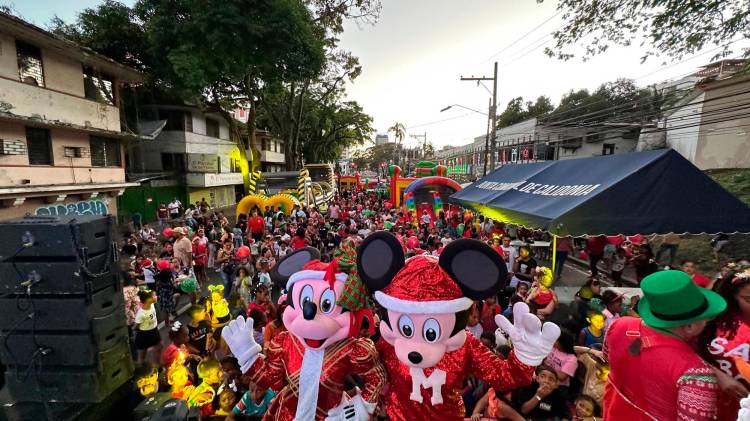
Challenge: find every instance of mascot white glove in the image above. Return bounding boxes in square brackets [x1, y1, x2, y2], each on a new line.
[325, 389, 375, 421]
[222, 316, 262, 373]
[495, 302, 561, 366]
[739, 395, 750, 421]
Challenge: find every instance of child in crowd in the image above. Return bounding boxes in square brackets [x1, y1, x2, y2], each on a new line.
[186, 304, 213, 358]
[228, 382, 277, 420]
[134, 289, 162, 364]
[214, 389, 237, 416]
[578, 311, 605, 348]
[236, 266, 253, 310]
[610, 248, 627, 287]
[248, 308, 267, 348]
[264, 302, 287, 351]
[479, 296, 502, 333]
[246, 284, 273, 321]
[573, 394, 602, 421]
[466, 303, 483, 338]
[543, 329, 578, 399]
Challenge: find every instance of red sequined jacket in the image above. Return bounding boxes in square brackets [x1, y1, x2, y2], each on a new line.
[377, 333, 534, 421]
[245, 331, 387, 421]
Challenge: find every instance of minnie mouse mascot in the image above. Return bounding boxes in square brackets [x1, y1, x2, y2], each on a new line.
[222, 243, 386, 421]
[357, 232, 560, 421]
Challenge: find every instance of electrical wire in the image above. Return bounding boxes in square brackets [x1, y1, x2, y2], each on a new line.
[480, 11, 563, 65]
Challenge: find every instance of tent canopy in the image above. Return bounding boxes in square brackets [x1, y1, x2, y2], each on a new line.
[449, 149, 750, 236]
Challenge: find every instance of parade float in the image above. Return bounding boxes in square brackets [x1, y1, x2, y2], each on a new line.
[235, 193, 301, 217]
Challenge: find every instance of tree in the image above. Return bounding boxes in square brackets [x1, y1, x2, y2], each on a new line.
[496, 95, 554, 128]
[387, 122, 406, 164]
[544, 79, 659, 124]
[539, 0, 750, 61]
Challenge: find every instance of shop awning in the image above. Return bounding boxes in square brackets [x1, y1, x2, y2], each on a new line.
[449, 149, 750, 236]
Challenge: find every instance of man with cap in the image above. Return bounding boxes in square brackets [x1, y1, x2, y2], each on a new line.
[603, 270, 727, 421]
[172, 227, 193, 269]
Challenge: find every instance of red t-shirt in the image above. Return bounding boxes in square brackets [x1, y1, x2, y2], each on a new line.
[248, 216, 264, 234]
[291, 236, 307, 250]
[707, 314, 750, 420]
[157, 207, 168, 219]
[587, 236, 608, 255]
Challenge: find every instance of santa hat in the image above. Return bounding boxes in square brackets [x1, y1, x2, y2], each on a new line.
[286, 259, 347, 291]
[374, 255, 472, 314]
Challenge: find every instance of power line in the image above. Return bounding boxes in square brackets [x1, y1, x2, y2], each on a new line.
[480, 11, 563, 65]
[406, 113, 475, 129]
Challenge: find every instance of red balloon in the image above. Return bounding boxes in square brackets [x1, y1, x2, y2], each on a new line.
[156, 259, 171, 271]
[163, 228, 174, 237]
[236, 245, 251, 258]
[384, 202, 393, 209]
[407, 236, 419, 249]
[356, 204, 363, 212]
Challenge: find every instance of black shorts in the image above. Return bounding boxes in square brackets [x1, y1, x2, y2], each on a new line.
[134, 328, 161, 350]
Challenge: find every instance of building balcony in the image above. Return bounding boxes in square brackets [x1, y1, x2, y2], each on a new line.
[0, 77, 120, 132]
[260, 150, 285, 164]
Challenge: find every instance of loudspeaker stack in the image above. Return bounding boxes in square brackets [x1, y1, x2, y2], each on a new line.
[0, 215, 132, 411]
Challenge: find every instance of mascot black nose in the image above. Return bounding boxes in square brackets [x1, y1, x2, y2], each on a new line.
[303, 300, 317, 320]
[408, 351, 423, 364]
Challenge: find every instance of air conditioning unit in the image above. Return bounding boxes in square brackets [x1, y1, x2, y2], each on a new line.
[64, 146, 84, 158]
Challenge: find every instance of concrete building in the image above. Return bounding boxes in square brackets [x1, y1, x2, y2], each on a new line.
[0, 12, 143, 220]
[375, 134, 389, 146]
[121, 105, 247, 221]
[663, 62, 750, 170]
[253, 129, 285, 173]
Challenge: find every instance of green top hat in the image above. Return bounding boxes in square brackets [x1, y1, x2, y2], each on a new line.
[638, 270, 726, 329]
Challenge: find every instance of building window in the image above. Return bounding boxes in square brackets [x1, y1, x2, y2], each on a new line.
[206, 118, 220, 138]
[83, 67, 114, 105]
[26, 127, 52, 165]
[184, 113, 193, 132]
[90, 136, 121, 167]
[159, 110, 186, 131]
[161, 153, 185, 171]
[17, 41, 44, 87]
[261, 138, 267, 151]
[602, 143, 616, 155]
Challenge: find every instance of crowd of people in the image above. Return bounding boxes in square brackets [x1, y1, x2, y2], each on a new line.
[119, 188, 750, 420]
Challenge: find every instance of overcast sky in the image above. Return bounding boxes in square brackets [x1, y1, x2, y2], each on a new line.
[7, 0, 744, 149]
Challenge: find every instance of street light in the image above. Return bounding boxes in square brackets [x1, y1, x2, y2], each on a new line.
[440, 104, 488, 116]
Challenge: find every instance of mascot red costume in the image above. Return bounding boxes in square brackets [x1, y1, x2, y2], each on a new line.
[357, 232, 560, 421]
[222, 243, 386, 421]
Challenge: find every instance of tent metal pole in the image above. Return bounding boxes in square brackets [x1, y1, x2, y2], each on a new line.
[552, 234, 557, 280]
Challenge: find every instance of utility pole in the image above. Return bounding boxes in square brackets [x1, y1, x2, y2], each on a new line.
[482, 97, 491, 176]
[461, 61, 498, 172]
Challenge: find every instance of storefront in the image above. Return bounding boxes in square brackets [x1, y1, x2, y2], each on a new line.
[185, 172, 244, 209]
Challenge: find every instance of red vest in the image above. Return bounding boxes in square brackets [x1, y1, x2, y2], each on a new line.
[603, 317, 707, 420]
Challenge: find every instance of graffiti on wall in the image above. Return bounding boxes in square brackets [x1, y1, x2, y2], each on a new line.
[35, 200, 109, 216]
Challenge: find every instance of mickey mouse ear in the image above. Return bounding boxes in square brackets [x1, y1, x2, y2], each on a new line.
[357, 231, 405, 292]
[270, 247, 321, 289]
[439, 239, 507, 300]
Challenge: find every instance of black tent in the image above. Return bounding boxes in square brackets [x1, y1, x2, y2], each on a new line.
[450, 149, 750, 236]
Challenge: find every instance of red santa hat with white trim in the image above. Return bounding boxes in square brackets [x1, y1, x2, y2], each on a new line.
[375, 255, 473, 314]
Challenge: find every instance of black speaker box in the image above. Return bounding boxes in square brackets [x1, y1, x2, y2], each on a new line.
[0, 254, 117, 296]
[149, 399, 190, 421]
[1, 327, 128, 368]
[0, 215, 113, 259]
[0, 281, 122, 332]
[133, 393, 173, 421]
[0, 348, 133, 403]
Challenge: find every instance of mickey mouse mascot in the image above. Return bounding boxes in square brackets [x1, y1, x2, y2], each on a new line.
[222, 242, 386, 421]
[357, 232, 560, 421]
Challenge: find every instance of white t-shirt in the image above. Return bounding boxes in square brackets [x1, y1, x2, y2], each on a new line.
[500, 245, 518, 272]
[184, 208, 194, 218]
[168, 201, 181, 215]
[421, 214, 431, 224]
[135, 305, 157, 331]
[611, 255, 627, 272]
[329, 205, 340, 219]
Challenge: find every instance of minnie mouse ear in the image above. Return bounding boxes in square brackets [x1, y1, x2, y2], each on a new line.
[270, 247, 321, 289]
[357, 231, 405, 292]
[439, 239, 507, 300]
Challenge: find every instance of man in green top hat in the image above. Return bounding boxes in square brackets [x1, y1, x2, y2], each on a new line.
[603, 270, 726, 421]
